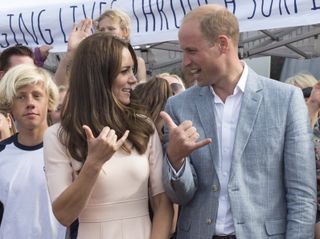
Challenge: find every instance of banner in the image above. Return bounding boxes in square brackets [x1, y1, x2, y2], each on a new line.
[1, 0, 320, 52]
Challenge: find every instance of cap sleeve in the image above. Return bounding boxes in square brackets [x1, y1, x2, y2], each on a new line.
[148, 130, 165, 196]
[43, 124, 81, 202]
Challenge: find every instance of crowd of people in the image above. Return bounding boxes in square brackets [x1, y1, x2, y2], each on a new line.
[0, 4, 319, 239]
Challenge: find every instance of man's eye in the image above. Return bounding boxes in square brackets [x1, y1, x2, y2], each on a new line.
[16, 95, 25, 100]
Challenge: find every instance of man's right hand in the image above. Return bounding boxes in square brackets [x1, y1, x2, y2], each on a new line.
[160, 111, 212, 171]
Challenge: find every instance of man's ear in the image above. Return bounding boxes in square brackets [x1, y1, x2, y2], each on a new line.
[217, 35, 229, 53]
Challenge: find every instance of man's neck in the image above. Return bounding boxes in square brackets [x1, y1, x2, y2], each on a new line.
[212, 62, 244, 102]
[17, 126, 47, 146]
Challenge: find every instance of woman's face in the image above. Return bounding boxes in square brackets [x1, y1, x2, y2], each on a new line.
[112, 47, 137, 105]
[0, 112, 13, 141]
[97, 17, 128, 40]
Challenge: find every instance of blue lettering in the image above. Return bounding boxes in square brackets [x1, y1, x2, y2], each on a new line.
[170, 0, 179, 28]
[82, 2, 96, 19]
[142, 0, 156, 32]
[132, 0, 140, 32]
[225, 0, 236, 14]
[312, 0, 320, 10]
[110, 0, 117, 8]
[37, 9, 53, 44]
[7, 14, 19, 44]
[248, 0, 257, 19]
[59, 8, 68, 43]
[99, 1, 107, 15]
[70, 5, 78, 23]
[261, 0, 273, 17]
[156, 0, 169, 30]
[0, 34, 9, 48]
[18, 12, 39, 45]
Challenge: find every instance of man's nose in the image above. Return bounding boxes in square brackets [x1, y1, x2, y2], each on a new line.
[182, 54, 191, 67]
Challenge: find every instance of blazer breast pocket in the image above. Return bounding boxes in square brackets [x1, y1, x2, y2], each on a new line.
[265, 218, 286, 236]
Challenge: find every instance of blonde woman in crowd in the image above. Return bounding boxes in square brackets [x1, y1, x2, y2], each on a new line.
[157, 73, 185, 96]
[55, 9, 147, 86]
[0, 64, 66, 239]
[94, 9, 147, 83]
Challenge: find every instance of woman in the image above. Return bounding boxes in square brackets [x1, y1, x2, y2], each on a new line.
[55, 9, 147, 87]
[132, 77, 181, 238]
[0, 64, 65, 238]
[94, 9, 147, 83]
[44, 33, 172, 239]
[132, 76, 172, 142]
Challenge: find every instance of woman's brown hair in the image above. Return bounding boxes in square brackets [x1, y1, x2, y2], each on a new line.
[132, 76, 172, 141]
[59, 33, 154, 163]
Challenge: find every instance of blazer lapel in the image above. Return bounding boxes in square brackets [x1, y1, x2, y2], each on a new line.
[229, 70, 263, 181]
[195, 86, 220, 173]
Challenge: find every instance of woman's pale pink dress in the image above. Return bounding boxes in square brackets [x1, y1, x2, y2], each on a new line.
[43, 124, 165, 239]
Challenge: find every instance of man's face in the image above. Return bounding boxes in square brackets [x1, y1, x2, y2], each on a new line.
[0, 55, 34, 79]
[178, 20, 222, 87]
[11, 83, 49, 132]
[9, 55, 34, 68]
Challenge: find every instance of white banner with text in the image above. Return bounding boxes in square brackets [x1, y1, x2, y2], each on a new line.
[1, 0, 320, 51]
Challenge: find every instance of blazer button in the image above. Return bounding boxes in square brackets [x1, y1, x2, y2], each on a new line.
[212, 184, 219, 192]
[206, 218, 212, 224]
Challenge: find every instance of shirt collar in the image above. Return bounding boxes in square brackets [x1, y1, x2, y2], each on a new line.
[210, 61, 248, 102]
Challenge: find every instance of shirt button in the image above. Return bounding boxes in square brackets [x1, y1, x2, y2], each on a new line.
[212, 184, 219, 192]
[206, 218, 212, 224]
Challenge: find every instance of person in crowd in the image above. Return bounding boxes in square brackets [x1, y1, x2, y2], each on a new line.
[286, 73, 320, 239]
[0, 111, 16, 141]
[0, 111, 16, 227]
[132, 76, 181, 239]
[50, 85, 67, 124]
[0, 45, 34, 79]
[55, 9, 147, 87]
[286, 73, 319, 126]
[0, 64, 66, 238]
[160, 4, 316, 239]
[33, 44, 53, 68]
[43, 33, 172, 239]
[157, 73, 185, 95]
[94, 9, 147, 83]
[132, 76, 173, 141]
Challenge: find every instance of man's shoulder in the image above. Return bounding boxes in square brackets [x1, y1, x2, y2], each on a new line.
[247, 69, 297, 94]
[168, 85, 202, 101]
[0, 134, 17, 152]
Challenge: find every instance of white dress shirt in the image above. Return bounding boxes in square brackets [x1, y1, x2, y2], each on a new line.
[211, 63, 248, 235]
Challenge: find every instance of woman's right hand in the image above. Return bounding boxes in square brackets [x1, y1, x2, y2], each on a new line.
[83, 125, 129, 166]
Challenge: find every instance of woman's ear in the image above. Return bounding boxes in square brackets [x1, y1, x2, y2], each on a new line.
[121, 29, 130, 41]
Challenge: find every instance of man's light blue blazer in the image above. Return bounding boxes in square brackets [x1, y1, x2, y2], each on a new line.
[162, 68, 317, 239]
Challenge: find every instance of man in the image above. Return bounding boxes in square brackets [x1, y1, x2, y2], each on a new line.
[0, 44, 35, 226]
[0, 64, 65, 238]
[160, 4, 316, 239]
[0, 45, 34, 79]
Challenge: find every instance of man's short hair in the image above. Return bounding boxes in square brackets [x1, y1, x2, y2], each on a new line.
[0, 45, 34, 72]
[0, 64, 58, 113]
